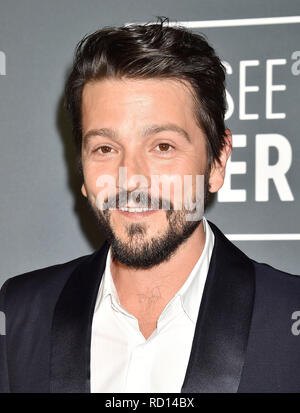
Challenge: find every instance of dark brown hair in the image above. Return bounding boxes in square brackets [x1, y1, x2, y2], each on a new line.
[65, 17, 227, 176]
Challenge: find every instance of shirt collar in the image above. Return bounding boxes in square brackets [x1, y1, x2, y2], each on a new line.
[177, 216, 215, 323]
[102, 247, 119, 302]
[97, 216, 215, 324]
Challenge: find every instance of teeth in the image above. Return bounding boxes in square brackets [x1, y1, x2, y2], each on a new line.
[119, 207, 153, 212]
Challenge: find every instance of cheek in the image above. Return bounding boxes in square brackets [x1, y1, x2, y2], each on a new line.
[82, 165, 97, 192]
[170, 157, 205, 177]
[84, 166, 123, 211]
[82, 166, 105, 207]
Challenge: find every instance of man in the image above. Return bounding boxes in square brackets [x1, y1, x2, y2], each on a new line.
[1, 18, 300, 393]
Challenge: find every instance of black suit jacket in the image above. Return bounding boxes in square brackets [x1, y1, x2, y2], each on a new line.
[1, 221, 300, 393]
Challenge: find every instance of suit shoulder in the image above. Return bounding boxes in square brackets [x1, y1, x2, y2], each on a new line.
[253, 260, 300, 281]
[1, 252, 93, 307]
[253, 260, 300, 301]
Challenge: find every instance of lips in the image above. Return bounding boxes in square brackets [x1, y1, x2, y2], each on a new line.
[114, 207, 158, 219]
[118, 207, 154, 212]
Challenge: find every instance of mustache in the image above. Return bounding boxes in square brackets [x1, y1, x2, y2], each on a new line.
[102, 190, 175, 211]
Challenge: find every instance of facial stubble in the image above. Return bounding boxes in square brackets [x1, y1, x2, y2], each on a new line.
[88, 198, 202, 269]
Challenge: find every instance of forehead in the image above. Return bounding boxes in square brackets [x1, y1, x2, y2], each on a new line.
[81, 77, 198, 130]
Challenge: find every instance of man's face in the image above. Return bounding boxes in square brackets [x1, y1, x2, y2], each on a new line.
[81, 78, 225, 268]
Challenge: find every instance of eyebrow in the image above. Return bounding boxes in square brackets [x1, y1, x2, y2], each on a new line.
[82, 123, 192, 148]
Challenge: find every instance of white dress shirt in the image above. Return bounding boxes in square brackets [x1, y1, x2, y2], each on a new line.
[90, 216, 215, 393]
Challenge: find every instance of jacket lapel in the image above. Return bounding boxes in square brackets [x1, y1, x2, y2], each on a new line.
[50, 241, 110, 393]
[181, 220, 255, 393]
[50, 220, 255, 393]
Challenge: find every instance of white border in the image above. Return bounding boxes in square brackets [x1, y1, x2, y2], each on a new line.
[167, 16, 300, 28]
[127, 16, 300, 240]
[127, 16, 300, 29]
[226, 233, 300, 241]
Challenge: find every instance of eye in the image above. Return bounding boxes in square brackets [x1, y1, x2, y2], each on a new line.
[96, 145, 114, 154]
[156, 143, 174, 153]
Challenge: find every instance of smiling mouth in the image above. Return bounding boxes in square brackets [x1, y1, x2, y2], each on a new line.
[116, 207, 155, 212]
[110, 207, 159, 218]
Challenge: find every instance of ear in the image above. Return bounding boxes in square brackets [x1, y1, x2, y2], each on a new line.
[208, 129, 232, 193]
[81, 183, 87, 198]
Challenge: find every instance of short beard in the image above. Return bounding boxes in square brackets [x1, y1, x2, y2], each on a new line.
[88, 200, 201, 269]
[86, 169, 209, 269]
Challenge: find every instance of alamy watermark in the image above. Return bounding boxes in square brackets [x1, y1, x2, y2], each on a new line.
[0, 51, 6, 76]
[0, 311, 5, 336]
[291, 311, 300, 336]
[94, 167, 205, 221]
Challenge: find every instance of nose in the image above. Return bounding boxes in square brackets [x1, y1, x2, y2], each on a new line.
[116, 151, 150, 193]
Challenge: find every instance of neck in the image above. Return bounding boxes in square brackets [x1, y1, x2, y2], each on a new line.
[110, 220, 206, 320]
